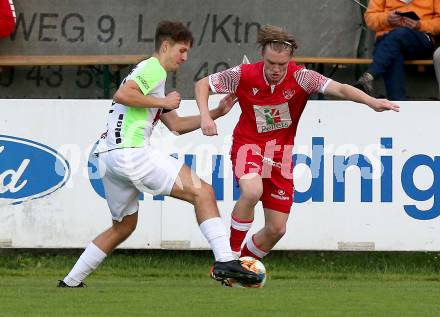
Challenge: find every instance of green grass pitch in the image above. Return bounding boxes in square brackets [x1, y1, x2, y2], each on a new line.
[1, 250, 440, 316]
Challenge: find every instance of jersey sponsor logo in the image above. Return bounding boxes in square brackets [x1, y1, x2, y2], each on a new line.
[0, 135, 70, 206]
[115, 113, 123, 144]
[253, 103, 292, 133]
[283, 89, 295, 100]
[136, 76, 150, 91]
[271, 191, 290, 201]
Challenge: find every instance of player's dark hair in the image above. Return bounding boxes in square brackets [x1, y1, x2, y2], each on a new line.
[257, 25, 298, 56]
[155, 21, 194, 52]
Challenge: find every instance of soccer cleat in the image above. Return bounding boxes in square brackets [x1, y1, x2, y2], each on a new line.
[57, 280, 86, 288]
[211, 260, 262, 285]
[354, 72, 374, 96]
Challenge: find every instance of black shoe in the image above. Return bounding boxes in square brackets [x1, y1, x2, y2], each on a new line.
[211, 260, 262, 285]
[57, 280, 86, 288]
[354, 72, 374, 96]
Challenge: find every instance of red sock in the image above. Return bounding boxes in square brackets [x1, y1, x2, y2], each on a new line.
[229, 214, 253, 253]
[240, 235, 268, 260]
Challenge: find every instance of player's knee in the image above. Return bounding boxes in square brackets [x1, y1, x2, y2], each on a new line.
[113, 217, 137, 238]
[266, 223, 287, 241]
[240, 184, 263, 204]
[188, 181, 215, 204]
[199, 181, 216, 200]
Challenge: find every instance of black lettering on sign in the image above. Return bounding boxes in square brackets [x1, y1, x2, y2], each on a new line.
[245, 22, 260, 43]
[194, 62, 209, 82]
[45, 66, 63, 87]
[39, 13, 58, 42]
[210, 15, 261, 44]
[214, 62, 230, 73]
[0, 68, 15, 87]
[233, 16, 242, 43]
[76, 66, 94, 89]
[212, 14, 232, 43]
[10, 13, 37, 41]
[137, 15, 153, 43]
[193, 61, 231, 82]
[62, 13, 85, 43]
[26, 67, 44, 87]
[97, 15, 115, 43]
[25, 66, 63, 87]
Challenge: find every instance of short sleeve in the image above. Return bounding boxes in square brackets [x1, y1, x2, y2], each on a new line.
[208, 65, 242, 93]
[131, 59, 166, 95]
[293, 69, 331, 94]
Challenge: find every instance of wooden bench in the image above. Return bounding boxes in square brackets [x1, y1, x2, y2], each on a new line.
[0, 55, 148, 98]
[294, 57, 433, 66]
[0, 55, 433, 98]
[0, 55, 433, 67]
[293, 57, 433, 81]
[0, 55, 146, 66]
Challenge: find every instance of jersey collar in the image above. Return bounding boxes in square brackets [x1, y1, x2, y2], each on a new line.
[262, 64, 288, 94]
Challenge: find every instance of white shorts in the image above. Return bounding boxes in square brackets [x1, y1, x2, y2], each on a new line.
[99, 146, 183, 222]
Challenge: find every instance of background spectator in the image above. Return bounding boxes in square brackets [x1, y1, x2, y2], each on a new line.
[356, 0, 440, 100]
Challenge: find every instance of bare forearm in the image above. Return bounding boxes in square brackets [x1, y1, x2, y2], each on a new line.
[324, 80, 399, 112]
[114, 89, 166, 109]
[195, 78, 212, 118]
[173, 107, 223, 134]
[329, 83, 376, 106]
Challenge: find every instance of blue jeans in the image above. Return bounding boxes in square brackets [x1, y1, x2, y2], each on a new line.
[368, 27, 434, 100]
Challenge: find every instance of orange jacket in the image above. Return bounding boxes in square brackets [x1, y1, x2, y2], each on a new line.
[365, 0, 440, 37]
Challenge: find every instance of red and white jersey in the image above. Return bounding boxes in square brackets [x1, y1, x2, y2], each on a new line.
[209, 61, 330, 157]
[0, 0, 16, 38]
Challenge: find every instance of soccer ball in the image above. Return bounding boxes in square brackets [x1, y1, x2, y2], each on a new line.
[223, 256, 267, 288]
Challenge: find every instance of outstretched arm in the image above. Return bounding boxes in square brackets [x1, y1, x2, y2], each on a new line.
[324, 80, 400, 112]
[160, 94, 238, 135]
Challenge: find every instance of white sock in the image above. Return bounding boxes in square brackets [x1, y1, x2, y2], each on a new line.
[231, 215, 253, 231]
[199, 217, 235, 262]
[245, 236, 269, 259]
[63, 242, 107, 286]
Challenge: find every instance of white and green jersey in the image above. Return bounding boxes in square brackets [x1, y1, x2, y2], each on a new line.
[104, 57, 167, 150]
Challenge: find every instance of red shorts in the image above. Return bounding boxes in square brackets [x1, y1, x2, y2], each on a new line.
[230, 144, 294, 213]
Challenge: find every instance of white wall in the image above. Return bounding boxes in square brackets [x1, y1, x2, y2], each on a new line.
[1, 98, 439, 250]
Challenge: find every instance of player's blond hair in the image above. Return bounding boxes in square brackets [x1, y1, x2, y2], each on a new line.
[257, 25, 298, 56]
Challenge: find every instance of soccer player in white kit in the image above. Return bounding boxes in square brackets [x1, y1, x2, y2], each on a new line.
[58, 21, 261, 287]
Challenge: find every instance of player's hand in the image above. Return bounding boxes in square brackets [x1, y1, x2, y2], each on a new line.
[164, 91, 181, 110]
[388, 11, 404, 27]
[201, 116, 218, 136]
[217, 93, 238, 116]
[402, 17, 420, 29]
[369, 99, 400, 112]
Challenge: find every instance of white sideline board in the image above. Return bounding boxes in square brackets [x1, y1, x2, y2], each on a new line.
[0, 98, 439, 250]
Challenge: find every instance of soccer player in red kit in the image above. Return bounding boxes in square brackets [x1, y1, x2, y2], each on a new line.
[195, 25, 399, 261]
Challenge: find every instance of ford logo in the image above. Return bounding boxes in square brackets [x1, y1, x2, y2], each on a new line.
[0, 135, 70, 205]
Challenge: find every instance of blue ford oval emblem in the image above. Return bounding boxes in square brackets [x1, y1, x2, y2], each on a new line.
[0, 135, 70, 205]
